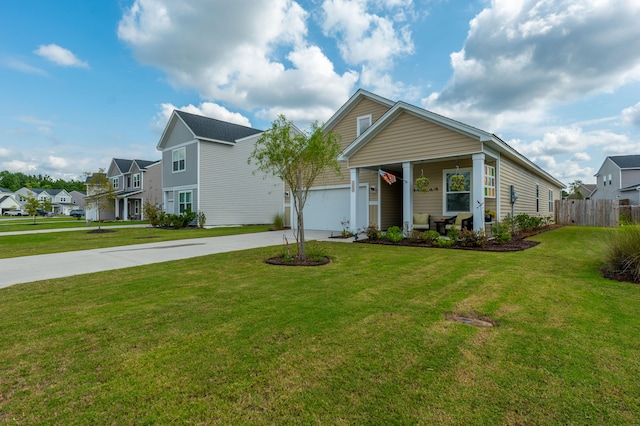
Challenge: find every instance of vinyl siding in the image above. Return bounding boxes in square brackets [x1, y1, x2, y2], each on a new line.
[143, 162, 162, 206]
[349, 112, 482, 167]
[162, 141, 198, 189]
[199, 135, 282, 225]
[621, 169, 640, 188]
[499, 156, 561, 219]
[163, 119, 195, 149]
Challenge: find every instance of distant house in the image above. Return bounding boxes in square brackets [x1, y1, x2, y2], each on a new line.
[156, 110, 282, 226]
[14, 187, 74, 214]
[69, 190, 86, 210]
[89, 158, 161, 221]
[592, 155, 640, 205]
[567, 183, 596, 200]
[0, 187, 21, 215]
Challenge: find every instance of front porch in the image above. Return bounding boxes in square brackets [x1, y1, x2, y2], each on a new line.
[348, 153, 500, 234]
[114, 192, 143, 221]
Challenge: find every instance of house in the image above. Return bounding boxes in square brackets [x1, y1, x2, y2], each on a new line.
[294, 89, 564, 232]
[14, 187, 74, 214]
[592, 155, 640, 205]
[567, 183, 596, 200]
[156, 110, 282, 226]
[0, 187, 21, 214]
[69, 190, 86, 210]
[97, 158, 162, 221]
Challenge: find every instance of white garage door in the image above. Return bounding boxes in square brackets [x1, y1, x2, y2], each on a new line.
[302, 186, 368, 231]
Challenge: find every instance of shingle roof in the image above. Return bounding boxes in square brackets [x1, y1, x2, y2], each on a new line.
[113, 158, 160, 173]
[175, 110, 262, 143]
[608, 155, 640, 169]
[0, 187, 11, 193]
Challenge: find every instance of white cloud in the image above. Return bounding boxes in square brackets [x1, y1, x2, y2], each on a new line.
[153, 102, 253, 132]
[118, 0, 357, 122]
[4, 58, 47, 75]
[425, 0, 640, 131]
[1, 160, 38, 173]
[45, 156, 69, 170]
[622, 102, 640, 127]
[34, 44, 89, 68]
[0, 147, 11, 157]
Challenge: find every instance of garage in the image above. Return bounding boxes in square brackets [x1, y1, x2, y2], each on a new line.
[300, 185, 368, 231]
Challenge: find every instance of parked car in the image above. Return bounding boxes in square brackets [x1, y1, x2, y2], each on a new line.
[70, 209, 85, 218]
[4, 209, 28, 216]
[36, 208, 53, 217]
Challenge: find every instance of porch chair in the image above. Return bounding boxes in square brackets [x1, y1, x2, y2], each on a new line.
[445, 213, 473, 231]
[412, 213, 430, 230]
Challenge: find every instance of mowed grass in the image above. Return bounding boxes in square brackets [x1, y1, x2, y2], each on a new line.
[0, 225, 270, 258]
[0, 216, 139, 232]
[1, 226, 639, 424]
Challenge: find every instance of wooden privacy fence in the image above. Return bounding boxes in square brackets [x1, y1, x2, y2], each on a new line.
[555, 199, 619, 227]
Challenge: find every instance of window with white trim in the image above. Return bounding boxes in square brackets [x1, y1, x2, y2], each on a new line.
[173, 147, 186, 172]
[178, 191, 192, 213]
[356, 114, 372, 136]
[549, 189, 554, 212]
[444, 169, 471, 214]
[133, 173, 141, 188]
[603, 175, 606, 186]
[608, 174, 612, 185]
[112, 178, 119, 189]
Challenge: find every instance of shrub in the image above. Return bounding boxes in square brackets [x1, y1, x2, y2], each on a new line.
[433, 237, 453, 248]
[272, 212, 285, 230]
[458, 229, 488, 248]
[511, 213, 544, 233]
[407, 229, 424, 243]
[306, 242, 328, 262]
[604, 226, 640, 282]
[144, 201, 161, 227]
[385, 226, 404, 243]
[492, 220, 512, 244]
[424, 230, 441, 243]
[197, 211, 206, 229]
[365, 224, 382, 240]
[447, 225, 460, 241]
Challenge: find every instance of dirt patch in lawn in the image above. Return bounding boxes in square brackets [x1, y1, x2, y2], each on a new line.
[446, 312, 498, 327]
[265, 256, 331, 267]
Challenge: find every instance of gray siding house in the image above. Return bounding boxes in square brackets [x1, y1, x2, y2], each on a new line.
[592, 155, 640, 205]
[157, 110, 283, 226]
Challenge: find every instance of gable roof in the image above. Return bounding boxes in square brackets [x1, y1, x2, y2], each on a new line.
[112, 158, 160, 174]
[336, 91, 564, 188]
[324, 89, 395, 132]
[0, 187, 11, 193]
[174, 110, 262, 144]
[608, 155, 640, 169]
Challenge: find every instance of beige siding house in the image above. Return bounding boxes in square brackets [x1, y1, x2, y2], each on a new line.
[303, 89, 564, 233]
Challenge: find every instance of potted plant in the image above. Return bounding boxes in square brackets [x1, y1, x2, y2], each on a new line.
[450, 174, 465, 191]
[415, 176, 430, 192]
[485, 209, 496, 222]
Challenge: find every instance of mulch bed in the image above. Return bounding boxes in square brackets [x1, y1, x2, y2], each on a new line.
[355, 225, 562, 252]
[265, 256, 331, 266]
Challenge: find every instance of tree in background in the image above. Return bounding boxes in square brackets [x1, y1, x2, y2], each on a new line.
[84, 170, 116, 230]
[249, 115, 341, 260]
[0, 170, 85, 192]
[569, 180, 584, 200]
[23, 188, 41, 224]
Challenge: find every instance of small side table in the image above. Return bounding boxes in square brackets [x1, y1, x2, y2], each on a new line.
[434, 220, 447, 235]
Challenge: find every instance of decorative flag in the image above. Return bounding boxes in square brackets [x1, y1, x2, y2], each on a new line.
[379, 169, 397, 185]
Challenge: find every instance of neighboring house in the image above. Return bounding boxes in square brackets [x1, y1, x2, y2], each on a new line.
[100, 158, 162, 221]
[592, 155, 640, 205]
[69, 190, 86, 210]
[156, 110, 282, 226]
[0, 187, 21, 214]
[296, 89, 564, 232]
[567, 183, 596, 200]
[14, 187, 74, 214]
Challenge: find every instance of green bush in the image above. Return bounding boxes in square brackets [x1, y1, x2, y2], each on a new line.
[433, 237, 453, 248]
[272, 212, 285, 230]
[406, 229, 425, 243]
[511, 213, 544, 233]
[306, 242, 328, 262]
[604, 226, 640, 282]
[492, 220, 512, 244]
[365, 224, 382, 240]
[425, 230, 441, 243]
[144, 201, 161, 227]
[447, 225, 459, 241]
[197, 211, 206, 229]
[385, 226, 404, 243]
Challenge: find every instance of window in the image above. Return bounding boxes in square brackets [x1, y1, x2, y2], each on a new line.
[356, 114, 372, 136]
[133, 173, 141, 188]
[603, 175, 606, 186]
[178, 191, 192, 213]
[444, 169, 471, 213]
[536, 184, 540, 213]
[484, 165, 495, 198]
[549, 189, 554, 212]
[127, 176, 131, 188]
[608, 174, 612, 185]
[112, 177, 119, 189]
[173, 147, 186, 172]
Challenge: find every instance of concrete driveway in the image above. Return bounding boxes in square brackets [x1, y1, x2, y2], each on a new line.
[0, 230, 340, 289]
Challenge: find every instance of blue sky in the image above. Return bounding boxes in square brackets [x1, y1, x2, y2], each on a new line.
[1, 0, 640, 188]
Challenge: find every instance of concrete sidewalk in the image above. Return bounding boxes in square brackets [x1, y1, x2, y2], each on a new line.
[0, 230, 340, 289]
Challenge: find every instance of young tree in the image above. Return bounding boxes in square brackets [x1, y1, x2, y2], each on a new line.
[84, 169, 117, 230]
[249, 115, 341, 259]
[23, 188, 40, 224]
[569, 180, 584, 199]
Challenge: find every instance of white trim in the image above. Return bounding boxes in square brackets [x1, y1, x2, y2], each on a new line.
[162, 184, 197, 192]
[172, 146, 187, 174]
[356, 114, 372, 137]
[442, 167, 472, 215]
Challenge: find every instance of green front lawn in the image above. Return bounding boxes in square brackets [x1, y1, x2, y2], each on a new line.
[0, 225, 270, 258]
[1, 226, 639, 424]
[0, 216, 146, 232]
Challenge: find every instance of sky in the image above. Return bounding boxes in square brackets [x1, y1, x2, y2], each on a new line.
[1, 0, 640, 188]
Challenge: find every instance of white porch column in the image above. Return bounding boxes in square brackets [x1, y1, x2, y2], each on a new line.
[472, 153, 485, 232]
[114, 198, 119, 220]
[123, 198, 129, 220]
[350, 168, 359, 233]
[402, 162, 413, 232]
